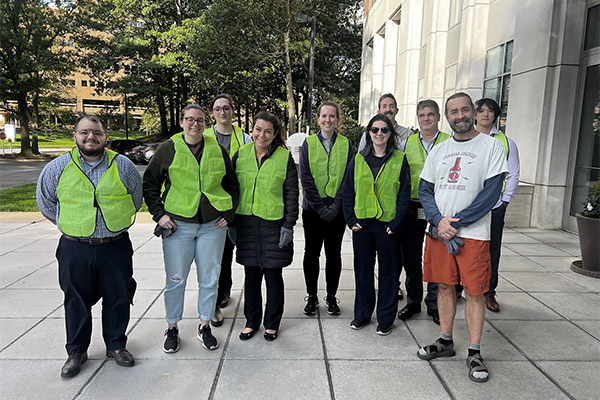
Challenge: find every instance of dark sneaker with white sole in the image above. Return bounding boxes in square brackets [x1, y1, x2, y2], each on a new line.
[325, 295, 340, 315]
[163, 326, 180, 353]
[197, 324, 218, 350]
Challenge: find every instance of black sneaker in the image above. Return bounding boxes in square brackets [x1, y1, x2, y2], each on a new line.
[197, 324, 218, 350]
[350, 319, 369, 330]
[303, 295, 319, 315]
[325, 295, 340, 315]
[376, 323, 392, 336]
[163, 327, 180, 353]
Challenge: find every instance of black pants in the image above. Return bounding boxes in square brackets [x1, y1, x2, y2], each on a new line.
[56, 234, 133, 354]
[243, 266, 284, 331]
[487, 203, 507, 296]
[398, 203, 438, 310]
[352, 221, 399, 326]
[302, 209, 346, 296]
[217, 235, 234, 306]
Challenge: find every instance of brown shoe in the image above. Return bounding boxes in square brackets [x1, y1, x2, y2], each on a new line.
[485, 294, 500, 312]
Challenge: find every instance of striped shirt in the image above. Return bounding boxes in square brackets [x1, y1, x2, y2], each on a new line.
[36, 148, 143, 238]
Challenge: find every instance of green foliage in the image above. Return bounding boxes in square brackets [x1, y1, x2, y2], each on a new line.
[0, 0, 80, 153]
[581, 179, 600, 219]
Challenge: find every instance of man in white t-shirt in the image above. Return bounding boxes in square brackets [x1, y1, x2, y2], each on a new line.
[416, 93, 508, 383]
[358, 93, 413, 151]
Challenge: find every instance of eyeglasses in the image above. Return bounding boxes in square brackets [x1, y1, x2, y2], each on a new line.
[184, 117, 205, 125]
[77, 130, 105, 138]
[370, 127, 389, 134]
[213, 106, 231, 113]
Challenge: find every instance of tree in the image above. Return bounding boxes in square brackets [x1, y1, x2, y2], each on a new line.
[0, 0, 79, 156]
[76, 0, 211, 137]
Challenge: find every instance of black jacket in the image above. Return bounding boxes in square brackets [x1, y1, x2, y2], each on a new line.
[232, 144, 299, 268]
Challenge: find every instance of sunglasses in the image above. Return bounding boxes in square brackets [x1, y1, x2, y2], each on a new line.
[370, 127, 389, 134]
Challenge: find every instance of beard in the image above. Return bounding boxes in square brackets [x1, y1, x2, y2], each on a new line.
[450, 116, 474, 134]
[77, 141, 105, 158]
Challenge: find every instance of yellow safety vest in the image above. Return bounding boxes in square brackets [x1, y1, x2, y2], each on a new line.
[164, 134, 233, 218]
[56, 148, 136, 236]
[354, 151, 405, 222]
[306, 133, 349, 198]
[236, 143, 290, 220]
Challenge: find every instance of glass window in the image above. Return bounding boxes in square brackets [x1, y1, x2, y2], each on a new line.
[485, 45, 503, 77]
[89, 81, 96, 87]
[570, 64, 600, 216]
[483, 40, 513, 130]
[449, 0, 463, 28]
[444, 64, 457, 92]
[584, 4, 599, 50]
[504, 41, 513, 73]
[81, 80, 88, 87]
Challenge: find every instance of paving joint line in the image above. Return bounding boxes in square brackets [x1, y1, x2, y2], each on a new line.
[404, 319, 456, 400]
[208, 288, 243, 399]
[485, 318, 575, 399]
[316, 306, 336, 400]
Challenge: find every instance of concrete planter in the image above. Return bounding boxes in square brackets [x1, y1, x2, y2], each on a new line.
[571, 213, 600, 278]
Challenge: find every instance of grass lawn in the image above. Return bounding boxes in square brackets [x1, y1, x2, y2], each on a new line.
[5, 129, 149, 148]
[0, 183, 149, 212]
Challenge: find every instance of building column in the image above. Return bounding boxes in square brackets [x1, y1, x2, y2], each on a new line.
[507, 0, 585, 228]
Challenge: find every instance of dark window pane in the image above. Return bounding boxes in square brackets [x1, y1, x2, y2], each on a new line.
[504, 41, 513, 73]
[570, 64, 600, 216]
[483, 78, 501, 104]
[584, 4, 600, 50]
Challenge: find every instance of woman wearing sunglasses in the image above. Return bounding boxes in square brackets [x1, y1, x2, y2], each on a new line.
[203, 94, 252, 326]
[299, 101, 353, 316]
[232, 111, 299, 341]
[143, 104, 239, 353]
[342, 114, 411, 336]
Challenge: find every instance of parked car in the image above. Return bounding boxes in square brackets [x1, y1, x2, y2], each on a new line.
[124, 145, 143, 164]
[135, 143, 160, 164]
[106, 139, 143, 155]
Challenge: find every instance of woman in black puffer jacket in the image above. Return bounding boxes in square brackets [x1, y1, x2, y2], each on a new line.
[231, 111, 299, 341]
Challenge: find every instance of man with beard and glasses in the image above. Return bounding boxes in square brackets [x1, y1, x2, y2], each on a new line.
[358, 93, 413, 152]
[37, 115, 142, 378]
[415, 93, 507, 383]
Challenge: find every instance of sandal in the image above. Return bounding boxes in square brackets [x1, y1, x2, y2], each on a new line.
[417, 339, 456, 360]
[467, 353, 489, 383]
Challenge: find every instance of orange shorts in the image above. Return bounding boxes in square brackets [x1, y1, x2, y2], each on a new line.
[423, 236, 491, 296]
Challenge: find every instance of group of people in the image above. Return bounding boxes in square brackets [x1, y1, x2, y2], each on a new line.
[36, 90, 519, 384]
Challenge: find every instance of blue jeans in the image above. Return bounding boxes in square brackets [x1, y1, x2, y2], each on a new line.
[162, 219, 227, 323]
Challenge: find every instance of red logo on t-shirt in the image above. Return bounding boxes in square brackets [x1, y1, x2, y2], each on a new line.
[448, 157, 461, 183]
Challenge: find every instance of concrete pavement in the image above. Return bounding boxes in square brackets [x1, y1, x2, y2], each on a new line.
[0, 217, 598, 399]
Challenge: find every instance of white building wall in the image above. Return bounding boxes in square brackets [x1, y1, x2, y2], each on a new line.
[358, 0, 590, 229]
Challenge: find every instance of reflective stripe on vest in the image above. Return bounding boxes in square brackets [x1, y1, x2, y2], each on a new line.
[204, 125, 245, 156]
[491, 131, 509, 192]
[56, 148, 136, 237]
[306, 134, 349, 198]
[164, 134, 232, 218]
[236, 143, 289, 220]
[353, 150, 405, 222]
[404, 132, 450, 199]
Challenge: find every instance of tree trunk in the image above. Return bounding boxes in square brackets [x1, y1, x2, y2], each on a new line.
[157, 93, 168, 137]
[31, 92, 41, 154]
[17, 94, 33, 157]
[283, 7, 296, 139]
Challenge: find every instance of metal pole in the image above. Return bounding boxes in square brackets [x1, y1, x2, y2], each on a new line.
[124, 94, 129, 139]
[306, 17, 315, 135]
